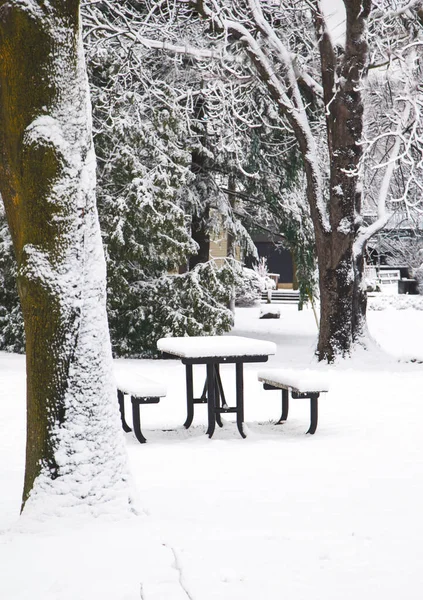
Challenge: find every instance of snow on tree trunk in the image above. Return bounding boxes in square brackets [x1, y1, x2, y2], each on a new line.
[316, 230, 367, 362]
[314, 0, 371, 361]
[0, 0, 132, 515]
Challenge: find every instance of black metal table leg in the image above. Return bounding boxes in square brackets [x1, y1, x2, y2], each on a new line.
[131, 398, 147, 443]
[206, 362, 216, 438]
[117, 390, 132, 433]
[276, 388, 289, 424]
[307, 393, 319, 434]
[180, 352, 269, 439]
[235, 362, 246, 439]
[215, 364, 228, 407]
[199, 376, 208, 402]
[184, 364, 194, 429]
[214, 364, 224, 428]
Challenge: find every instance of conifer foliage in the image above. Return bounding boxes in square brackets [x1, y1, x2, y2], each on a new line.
[0, 206, 24, 353]
[85, 29, 235, 357]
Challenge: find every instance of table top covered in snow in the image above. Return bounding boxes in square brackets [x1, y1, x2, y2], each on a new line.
[157, 335, 277, 359]
[258, 368, 329, 393]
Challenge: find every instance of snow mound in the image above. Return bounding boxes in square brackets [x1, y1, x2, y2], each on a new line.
[368, 294, 423, 311]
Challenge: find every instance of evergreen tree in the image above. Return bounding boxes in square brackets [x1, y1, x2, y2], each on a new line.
[87, 38, 234, 357]
[0, 205, 24, 352]
[227, 95, 317, 306]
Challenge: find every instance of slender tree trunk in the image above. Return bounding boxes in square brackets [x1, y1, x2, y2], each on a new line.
[227, 173, 236, 313]
[352, 246, 368, 341]
[188, 95, 210, 270]
[189, 205, 210, 269]
[0, 0, 131, 514]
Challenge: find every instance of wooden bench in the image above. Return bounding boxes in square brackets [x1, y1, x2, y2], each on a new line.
[115, 373, 166, 443]
[258, 369, 329, 434]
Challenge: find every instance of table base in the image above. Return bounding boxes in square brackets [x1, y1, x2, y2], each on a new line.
[183, 360, 246, 438]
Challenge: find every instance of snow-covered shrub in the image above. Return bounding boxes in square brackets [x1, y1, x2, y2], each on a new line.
[235, 267, 263, 307]
[109, 261, 234, 357]
[368, 294, 423, 311]
[364, 277, 381, 293]
[253, 257, 276, 292]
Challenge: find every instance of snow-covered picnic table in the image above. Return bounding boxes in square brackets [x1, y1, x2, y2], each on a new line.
[157, 335, 277, 438]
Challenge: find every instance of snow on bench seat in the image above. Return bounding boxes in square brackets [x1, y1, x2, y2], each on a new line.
[114, 372, 166, 398]
[258, 368, 329, 434]
[114, 370, 166, 444]
[258, 368, 329, 393]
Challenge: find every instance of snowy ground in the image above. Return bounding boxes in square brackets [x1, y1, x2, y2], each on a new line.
[1, 300, 423, 599]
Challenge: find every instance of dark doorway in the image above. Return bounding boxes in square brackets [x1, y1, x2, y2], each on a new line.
[247, 242, 293, 284]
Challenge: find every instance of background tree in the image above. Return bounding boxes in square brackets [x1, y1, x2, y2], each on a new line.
[0, 0, 131, 513]
[172, 0, 423, 360]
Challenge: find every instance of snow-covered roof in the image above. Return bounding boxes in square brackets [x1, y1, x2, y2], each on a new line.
[157, 335, 277, 358]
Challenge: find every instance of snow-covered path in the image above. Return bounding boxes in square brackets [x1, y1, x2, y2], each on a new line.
[1, 303, 423, 599]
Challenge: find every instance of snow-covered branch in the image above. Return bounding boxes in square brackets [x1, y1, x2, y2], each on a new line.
[371, 0, 423, 20]
[356, 73, 418, 256]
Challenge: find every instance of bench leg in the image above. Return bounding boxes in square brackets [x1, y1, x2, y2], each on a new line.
[235, 363, 246, 439]
[117, 390, 132, 433]
[184, 364, 194, 429]
[131, 398, 147, 443]
[307, 394, 319, 434]
[276, 388, 289, 424]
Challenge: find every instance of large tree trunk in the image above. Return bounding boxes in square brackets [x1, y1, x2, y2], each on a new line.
[313, 0, 371, 361]
[0, 0, 131, 515]
[315, 233, 355, 362]
[316, 231, 368, 362]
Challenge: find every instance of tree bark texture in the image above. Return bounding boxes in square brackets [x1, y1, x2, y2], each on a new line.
[312, 0, 371, 361]
[0, 0, 131, 514]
